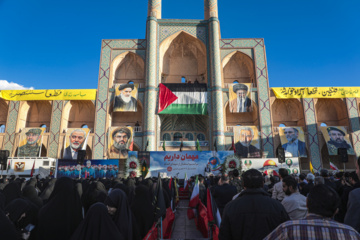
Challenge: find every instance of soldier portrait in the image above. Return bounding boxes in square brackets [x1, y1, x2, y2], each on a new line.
[321, 126, 355, 156]
[17, 128, 45, 157]
[107, 126, 133, 159]
[113, 83, 138, 112]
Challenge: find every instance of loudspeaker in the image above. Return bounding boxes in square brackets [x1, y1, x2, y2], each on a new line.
[77, 150, 86, 165]
[0, 150, 10, 170]
[337, 148, 348, 163]
[277, 147, 285, 163]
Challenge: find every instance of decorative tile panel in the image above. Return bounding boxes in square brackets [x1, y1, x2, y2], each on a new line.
[159, 25, 207, 44]
[346, 98, 360, 157]
[3, 101, 19, 155]
[48, 100, 64, 158]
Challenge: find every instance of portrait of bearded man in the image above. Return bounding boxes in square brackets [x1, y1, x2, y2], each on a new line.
[114, 83, 137, 112]
[325, 127, 355, 155]
[63, 129, 87, 160]
[108, 127, 132, 159]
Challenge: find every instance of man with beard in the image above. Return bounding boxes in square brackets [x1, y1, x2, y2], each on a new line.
[326, 127, 355, 155]
[18, 128, 42, 157]
[114, 84, 137, 112]
[82, 160, 95, 178]
[63, 129, 87, 160]
[229, 83, 252, 112]
[235, 127, 260, 158]
[108, 127, 132, 159]
[282, 127, 306, 157]
[281, 176, 307, 220]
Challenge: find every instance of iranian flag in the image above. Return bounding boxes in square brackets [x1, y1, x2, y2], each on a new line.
[158, 83, 208, 115]
[184, 173, 189, 190]
[330, 162, 339, 171]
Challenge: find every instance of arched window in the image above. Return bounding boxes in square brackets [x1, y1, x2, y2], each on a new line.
[128, 81, 134, 84]
[320, 122, 327, 127]
[185, 133, 194, 141]
[279, 123, 286, 127]
[163, 133, 171, 141]
[0, 124, 5, 133]
[197, 133, 205, 141]
[181, 77, 186, 83]
[174, 132, 183, 141]
[82, 124, 89, 128]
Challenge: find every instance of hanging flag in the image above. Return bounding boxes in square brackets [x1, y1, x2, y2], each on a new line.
[206, 188, 221, 227]
[232, 138, 236, 154]
[152, 173, 166, 222]
[6, 159, 11, 173]
[184, 173, 188, 190]
[310, 161, 315, 174]
[162, 141, 166, 151]
[142, 160, 149, 178]
[330, 162, 339, 171]
[188, 175, 199, 219]
[196, 139, 201, 151]
[30, 160, 36, 177]
[158, 83, 208, 115]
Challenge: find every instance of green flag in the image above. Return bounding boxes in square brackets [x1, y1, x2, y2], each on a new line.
[196, 139, 201, 151]
[141, 161, 148, 178]
[162, 141, 166, 151]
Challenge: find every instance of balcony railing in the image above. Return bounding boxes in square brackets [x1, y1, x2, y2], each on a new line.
[134, 126, 142, 132]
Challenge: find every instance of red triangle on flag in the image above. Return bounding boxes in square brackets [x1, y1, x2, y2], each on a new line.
[158, 83, 178, 113]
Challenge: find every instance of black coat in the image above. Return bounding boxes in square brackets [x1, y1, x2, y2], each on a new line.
[212, 183, 237, 216]
[219, 188, 289, 240]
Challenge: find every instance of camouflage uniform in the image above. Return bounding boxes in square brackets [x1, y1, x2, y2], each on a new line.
[231, 178, 242, 193]
[18, 128, 42, 157]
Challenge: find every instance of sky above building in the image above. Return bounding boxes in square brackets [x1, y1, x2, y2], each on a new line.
[0, 0, 359, 90]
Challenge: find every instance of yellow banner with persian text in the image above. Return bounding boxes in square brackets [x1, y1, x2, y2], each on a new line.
[0, 89, 96, 101]
[272, 87, 360, 99]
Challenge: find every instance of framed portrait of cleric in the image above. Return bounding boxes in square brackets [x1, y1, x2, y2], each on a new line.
[107, 126, 134, 159]
[17, 128, 45, 157]
[62, 128, 90, 160]
[229, 83, 253, 113]
[321, 126, 355, 156]
[113, 83, 139, 112]
[279, 127, 307, 158]
[233, 126, 261, 158]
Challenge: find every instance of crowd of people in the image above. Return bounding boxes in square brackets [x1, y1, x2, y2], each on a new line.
[1, 157, 359, 240]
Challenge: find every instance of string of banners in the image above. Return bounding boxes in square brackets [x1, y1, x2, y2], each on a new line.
[272, 87, 360, 99]
[0, 89, 96, 101]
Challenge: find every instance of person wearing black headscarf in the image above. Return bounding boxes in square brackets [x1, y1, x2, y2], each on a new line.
[0, 192, 6, 211]
[81, 181, 107, 214]
[22, 185, 43, 209]
[69, 202, 124, 240]
[38, 178, 56, 204]
[0, 209, 19, 240]
[104, 189, 141, 240]
[5, 198, 31, 239]
[37, 177, 83, 240]
[3, 181, 22, 206]
[131, 185, 154, 238]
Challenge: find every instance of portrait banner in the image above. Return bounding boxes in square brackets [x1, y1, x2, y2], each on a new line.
[108, 126, 134, 159]
[62, 128, 90, 160]
[229, 83, 253, 113]
[0, 89, 96, 101]
[241, 158, 300, 175]
[279, 127, 307, 158]
[233, 126, 261, 158]
[149, 151, 239, 178]
[320, 126, 355, 156]
[272, 87, 360, 99]
[17, 128, 45, 157]
[56, 159, 119, 179]
[113, 83, 138, 112]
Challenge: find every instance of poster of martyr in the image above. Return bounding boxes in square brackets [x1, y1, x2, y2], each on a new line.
[321, 126, 355, 156]
[233, 126, 261, 158]
[107, 126, 134, 159]
[229, 83, 253, 113]
[62, 128, 90, 160]
[17, 128, 45, 157]
[279, 127, 307, 158]
[113, 83, 138, 112]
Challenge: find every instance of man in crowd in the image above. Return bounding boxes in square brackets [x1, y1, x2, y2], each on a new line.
[282, 127, 306, 157]
[281, 176, 307, 220]
[235, 127, 260, 158]
[230, 169, 242, 193]
[114, 83, 137, 112]
[344, 157, 360, 232]
[337, 171, 360, 222]
[272, 168, 288, 202]
[230, 83, 252, 112]
[326, 127, 355, 155]
[264, 184, 360, 240]
[108, 127, 132, 159]
[301, 173, 315, 196]
[219, 169, 289, 240]
[18, 128, 42, 157]
[63, 129, 87, 159]
[212, 175, 237, 216]
[320, 169, 336, 190]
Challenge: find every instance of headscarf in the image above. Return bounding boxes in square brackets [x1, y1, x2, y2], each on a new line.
[0, 210, 18, 240]
[39, 178, 56, 203]
[37, 177, 83, 240]
[81, 181, 107, 214]
[69, 203, 124, 240]
[3, 181, 22, 206]
[22, 185, 43, 208]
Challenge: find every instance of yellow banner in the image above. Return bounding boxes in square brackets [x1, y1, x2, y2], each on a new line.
[0, 89, 96, 101]
[272, 87, 360, 99]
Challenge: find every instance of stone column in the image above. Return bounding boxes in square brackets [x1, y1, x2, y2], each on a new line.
[206, 0, 225, 150]
[3, 101, 20, 156]
[346, 98, 360, 157]
[144, 0, 161, 150]
[47, 100, 64, 158]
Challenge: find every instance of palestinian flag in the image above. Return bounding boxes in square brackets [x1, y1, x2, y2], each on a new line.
[158, 83, 208, 115]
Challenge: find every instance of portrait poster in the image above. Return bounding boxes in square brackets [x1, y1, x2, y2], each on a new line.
[320, 126, 355, 156]
[233, 126, 261, 158]
[56, 159, 119, 179]
[279, 127, 307, 158]
[63, 128, 90, 160]
[107, 126, 134, 159]
[229, 83, 252, 113]
[241, 157, 300, 176]
[113, 83, 139, 112]
[17, 128, 45, 157]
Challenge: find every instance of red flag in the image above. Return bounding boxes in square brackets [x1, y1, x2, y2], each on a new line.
[158, 83, 178, 113]
[232, 138, 236, 154]
[30, 160, 35, 177]
[129, 140, 133, 151]
[206, 188, 214, 222]
[272, 170, 279, 177]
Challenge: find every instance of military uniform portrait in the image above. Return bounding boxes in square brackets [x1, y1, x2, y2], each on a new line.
[17, 128, 45, 157]
[233, 126, 261, 158]
[63, 128, 90, 160]
[321, 126, 355, 156]
[279, 127, 307, 158]
[107, 126, 133, 159]
[229, 83, 253, 113]
[113, 83, 138, 112]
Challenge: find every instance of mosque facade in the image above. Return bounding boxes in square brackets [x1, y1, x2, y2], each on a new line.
[1, 0, 359, 173]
